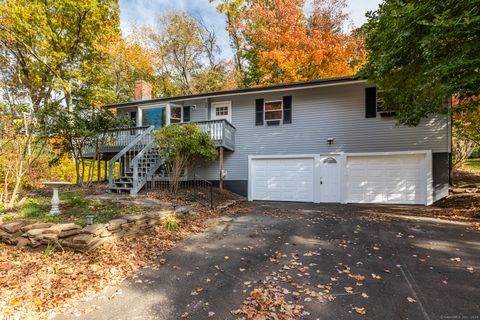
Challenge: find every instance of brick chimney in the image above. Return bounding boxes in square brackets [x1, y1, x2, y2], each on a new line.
[133, 80, 152, 101]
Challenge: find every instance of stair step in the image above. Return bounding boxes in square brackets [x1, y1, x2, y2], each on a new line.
[114, 181, 133, 186]
[109, 186, 132, 191]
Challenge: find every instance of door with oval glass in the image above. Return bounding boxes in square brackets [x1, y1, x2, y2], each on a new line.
[320, 156, 341, 202]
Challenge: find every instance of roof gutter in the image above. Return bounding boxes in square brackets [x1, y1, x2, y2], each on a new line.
[105, 77, 366, 109]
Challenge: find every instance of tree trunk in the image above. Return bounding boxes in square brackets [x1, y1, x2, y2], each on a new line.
[7, 161, 23, 209]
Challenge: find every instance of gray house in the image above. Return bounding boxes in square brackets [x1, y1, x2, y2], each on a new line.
[93, 77, 450, 206]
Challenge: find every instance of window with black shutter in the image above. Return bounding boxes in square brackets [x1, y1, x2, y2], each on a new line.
[365, 87, 377, 118]
[255, 99, 264, 125]
[283, 96, 292, 124]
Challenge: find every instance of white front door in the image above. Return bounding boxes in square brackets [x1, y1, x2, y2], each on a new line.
[320, 156, 341, 202]
[211, 101, 232, 123]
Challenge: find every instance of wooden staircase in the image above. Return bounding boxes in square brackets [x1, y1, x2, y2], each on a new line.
[108, 126, 164, 195]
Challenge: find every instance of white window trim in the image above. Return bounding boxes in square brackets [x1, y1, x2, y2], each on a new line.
[211, 101, 232, 123]
[170, 103, 183, 123]
[263, 100, 283, 123]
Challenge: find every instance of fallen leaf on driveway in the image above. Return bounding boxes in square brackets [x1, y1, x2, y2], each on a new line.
[407, 297, 417, 303]
[361, 293, 369, 298]
[353, 307, 366, 315]
[371, 273, 381, 280]
[450, 257, 461, 262]
[349, 274, 365, 281]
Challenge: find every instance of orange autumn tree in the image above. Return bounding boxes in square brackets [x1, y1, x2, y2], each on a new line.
[216, 0, 366, 86]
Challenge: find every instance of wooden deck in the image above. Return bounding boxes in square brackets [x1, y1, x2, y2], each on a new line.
[83, 120, 235, 158]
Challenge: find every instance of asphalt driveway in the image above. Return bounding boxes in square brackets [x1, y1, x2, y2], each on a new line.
[58, 202, 480, 319]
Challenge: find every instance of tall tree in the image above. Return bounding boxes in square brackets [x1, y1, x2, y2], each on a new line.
[0, 0, 120, 206]
[215, 0, 248, 85]
[99, 35, 157, 103]
[360, 0, 480, 126]
[146, 11, 235, 95]
[215, 0, 365, 86]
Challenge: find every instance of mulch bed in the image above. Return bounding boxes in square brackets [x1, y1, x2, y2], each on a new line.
[452, 168, 480, 185]
[145, 187, 245, 207]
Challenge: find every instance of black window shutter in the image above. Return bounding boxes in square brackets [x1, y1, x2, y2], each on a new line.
[183, 106, 191, 122]
[365, 87, 377, 118]
[283, 96, 292, 124]
[255, 99, 264, 125]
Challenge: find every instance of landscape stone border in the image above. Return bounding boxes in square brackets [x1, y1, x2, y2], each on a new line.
[0, 198, 243, 252]
[0, 210, 175, 251]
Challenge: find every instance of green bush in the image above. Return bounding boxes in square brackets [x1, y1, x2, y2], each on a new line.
[154, 123, 217, 193]
[470, 147, 480, 159]
[473, 212, 480, 220]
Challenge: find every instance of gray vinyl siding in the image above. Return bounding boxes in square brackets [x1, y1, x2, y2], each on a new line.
[187, 100, 208, 122]
[195, 82, 450, 181]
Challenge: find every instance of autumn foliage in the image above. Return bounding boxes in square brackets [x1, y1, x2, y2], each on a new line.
[217, 0, 366, 85]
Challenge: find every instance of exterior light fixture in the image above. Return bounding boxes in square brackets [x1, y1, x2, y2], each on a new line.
[86, 215, 95, 225]
[327, 138, 334, 145]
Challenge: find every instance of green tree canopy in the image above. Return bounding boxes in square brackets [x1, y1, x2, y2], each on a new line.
[359, 0, 480, 126]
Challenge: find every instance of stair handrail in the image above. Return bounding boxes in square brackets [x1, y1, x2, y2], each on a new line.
[130, 140, 158, 193]
[108, 125, 155, 189]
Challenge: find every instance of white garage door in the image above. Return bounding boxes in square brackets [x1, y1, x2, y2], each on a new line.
[251, 158, 314, 202]
[347, 154, 425, 204]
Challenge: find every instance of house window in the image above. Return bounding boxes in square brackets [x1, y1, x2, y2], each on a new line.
[123, 111, 137, 126]
[264, 100, 283, 125]
[376, 90, 386, 113]
[142, 106, 166, 129]
[170, 105, 182, 123]
[376, 90, 396, 116]
[323, 157, 337, 164]
[216, 106, 229, 116]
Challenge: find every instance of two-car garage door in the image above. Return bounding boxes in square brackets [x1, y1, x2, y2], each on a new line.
[249, 153, 428, 205]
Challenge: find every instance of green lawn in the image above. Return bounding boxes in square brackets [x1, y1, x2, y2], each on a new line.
[464, 158, 480, 172]
[2, 192, 145, 226]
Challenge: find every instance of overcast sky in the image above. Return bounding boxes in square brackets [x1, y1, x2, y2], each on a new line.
[119, 0, 383, 59]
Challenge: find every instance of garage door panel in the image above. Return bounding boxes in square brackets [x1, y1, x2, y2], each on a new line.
[347, 154, 425, 205]
[251, 158, 314, 202]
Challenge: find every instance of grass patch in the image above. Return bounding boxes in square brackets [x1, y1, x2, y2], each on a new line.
[464, 158, 480, 172]
[3, 192, 145, 226]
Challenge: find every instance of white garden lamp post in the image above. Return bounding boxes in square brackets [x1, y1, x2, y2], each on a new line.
[42, 182, 72, 216]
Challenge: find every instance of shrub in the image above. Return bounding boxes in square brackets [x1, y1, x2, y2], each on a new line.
[154, 123, 217, 193]
[162, 214, 179, 232]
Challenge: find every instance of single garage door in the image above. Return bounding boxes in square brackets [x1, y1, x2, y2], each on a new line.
[251, 158, 314, 202]
[347, 154, 425, 204]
